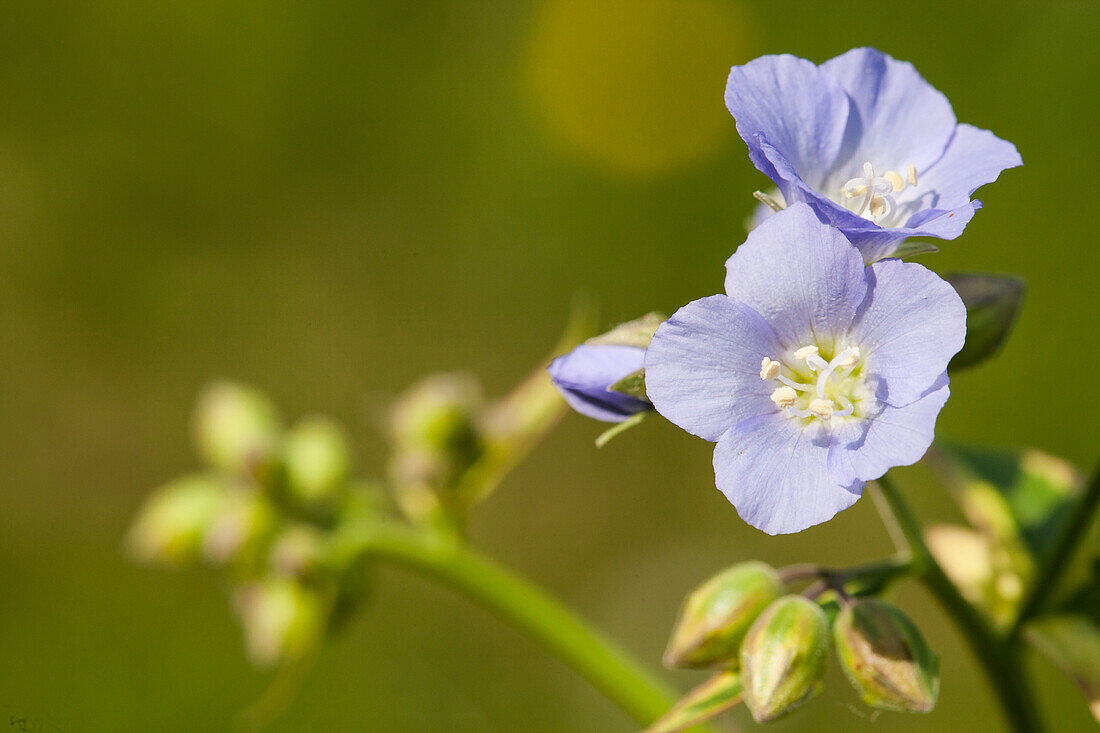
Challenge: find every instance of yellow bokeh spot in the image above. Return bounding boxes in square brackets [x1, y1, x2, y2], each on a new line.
[524, 0, 754, 177]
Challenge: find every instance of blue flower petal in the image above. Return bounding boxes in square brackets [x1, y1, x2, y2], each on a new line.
[907, 123, 1022, 212]
[645, 295, 780, 442]
[714, 416, 864, 535]
[724, 203, 867, 348]
[851, 259, 966, 407]
[725, 54, 850, 193]
[827, 375, 950, 486]
[821, 47, 957, 182]
[548, 344, 650, 423]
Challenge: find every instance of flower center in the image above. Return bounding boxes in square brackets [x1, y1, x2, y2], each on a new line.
[839, 161, 918, 225]
[759, 344, 865, 421]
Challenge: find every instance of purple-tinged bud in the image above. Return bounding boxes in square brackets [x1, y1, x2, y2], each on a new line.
[193, 380, 282, 479]
[740, 595, 828, 722]
[834, 599, 939, 712]
[664, 561, 784, 669]
[201, 488, 279, 567]
[234, 579, 325, 668]
[126, 474, 226, 565]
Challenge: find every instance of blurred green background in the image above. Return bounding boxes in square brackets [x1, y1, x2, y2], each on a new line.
[0, 0, 1096, 730]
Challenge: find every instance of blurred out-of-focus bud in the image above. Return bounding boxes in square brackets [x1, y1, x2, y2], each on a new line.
[664, 561, 784, 669]
[126, 474, 226, 565]
[268, 524, 326, 579]
[944, 273, 1025, 371]
[739, 595, 828, 723]
[235, 578, 325, 668]
[834, 598, 939, 713]
[926, 523, 1027, 628]
[388, 373, 484, 488]
[283, 416, 351, 506]
[202, 488, 279, 566]
[193, 380, 282, 479]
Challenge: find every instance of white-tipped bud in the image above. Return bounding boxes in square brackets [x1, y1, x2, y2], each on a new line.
[759, 358, 781, 380]
[884, 170, 905, 192]
[808, 399, 834, 419]
[770, 386, 797, 408]
[793, 346, 819, 360]
[907, 164, 919, 187]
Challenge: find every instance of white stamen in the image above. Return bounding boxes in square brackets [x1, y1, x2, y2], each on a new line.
[808, 398, 834, 419]
[788, 406, 812, 419]
[835, 346, 861, 370]
[907, 164, 918, 187]
[770, 386, 797, 408]
[759, 358, 781, 380]
[777, 375, 810, 391]
[793, 345, 819, 360]
[806, 353, 830, 373]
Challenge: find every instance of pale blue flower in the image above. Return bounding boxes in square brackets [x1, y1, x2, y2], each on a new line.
[549, 344, 651, 423]
[645, 204, 965, 534]
[727, 48, 1021, 263]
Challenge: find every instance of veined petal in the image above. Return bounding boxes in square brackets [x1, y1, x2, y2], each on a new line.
[645, 295, 780, 442]
[725, 55, 850, 191]
[548, 344, 650, 423]
[827, 376, 950, 486]
[904, 124, 1022, 212]
[821, 48, 956, 184]
[724, 203, 867, 348]
[851, 260, 965, 407]
[714, 417, 864, 535]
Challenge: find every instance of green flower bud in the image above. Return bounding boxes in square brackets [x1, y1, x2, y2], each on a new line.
[201, 488, 279, 567]
[193, 380, 282, 478]
[234, 578, 325, 667]
[284, 416, 351, 505]
[834, 599, 939, 713]
[126, 474, 226, 565]
[664, 561, 784, 669]
[740, 595, 829, 723]
[268, 524, 326, 579]
[388, 373, 484, 488]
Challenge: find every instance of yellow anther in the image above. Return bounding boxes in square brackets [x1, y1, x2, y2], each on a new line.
[770, 386, 797, 408]
[759, 358, 781, 381]
[808, 398, 834, 419]
[869, 196, 887, 217]
[843, 184, 867, 199]
[884, 170, 905, 192]
[837, 347, 861, 370]
[906, 164, 918, 187]
[793, 345, 819, 360]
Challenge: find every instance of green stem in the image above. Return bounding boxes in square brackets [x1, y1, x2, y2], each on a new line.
[1009, 461, 1100, 637]
[874, 476, 1044, 733]
[329, 522, 705, 729]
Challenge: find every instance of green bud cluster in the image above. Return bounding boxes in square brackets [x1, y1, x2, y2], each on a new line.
[127, 380, 378, 668]
[663, 562, 940, 725]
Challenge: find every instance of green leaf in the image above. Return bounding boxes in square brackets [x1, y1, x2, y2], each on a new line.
[933, 445, 1083, 559]
[586, 312, 666, 348]
[608, 368, 647, 399]
[891, 239, 940, 259]
[945, 273, 1025, 370]
[1025, 615, 1100, 723]
[644, 671, 742, 733]
[594, 411, 647, 448]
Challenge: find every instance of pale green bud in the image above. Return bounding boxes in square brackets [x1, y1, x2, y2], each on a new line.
[126, 474, 226, 565]
[202, 488, 279, 567]
[834, 599, 939, 713]
[740, 595, 829, 723]
[268, 524, 326, 579]
[664, 561, 784, 669]
[193, 380, 282, 478]
[388, 373, 484, 488]
[284, 416, 351, 505]
[234, 578, 324, 668]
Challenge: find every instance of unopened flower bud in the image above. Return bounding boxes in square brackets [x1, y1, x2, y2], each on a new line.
[193, 380, 282, 478]
[126, 474, 226, 565]
[234, 579, 325, 668]
[740, 595, 829, 722]
[202, 488, 278, 566]
[388, 373, 484, 488]
[284, 416, 351, 506]
[834, 599, 939, 712]
[268, 524, 326, 579]
[664, 561, 784, 669]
